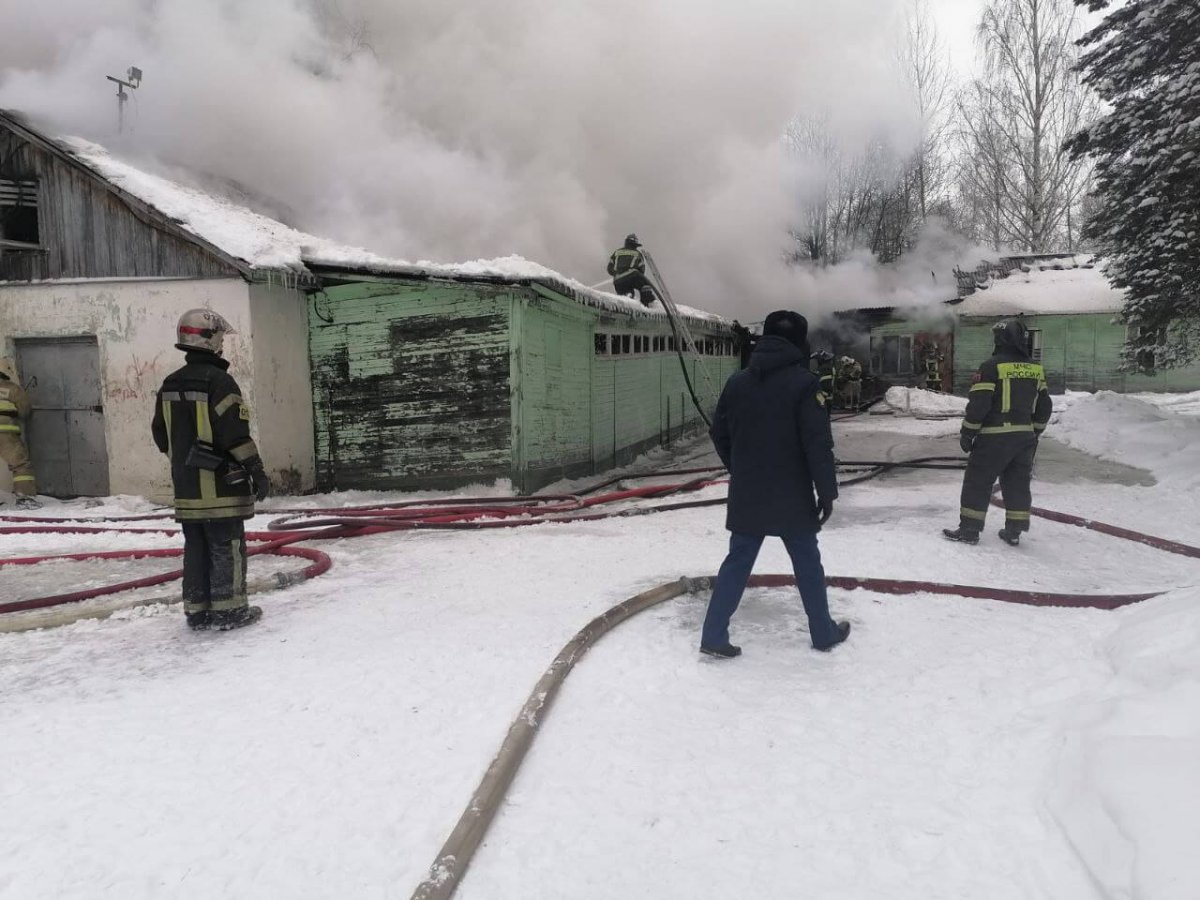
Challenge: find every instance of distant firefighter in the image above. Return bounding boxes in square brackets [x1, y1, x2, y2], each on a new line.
[607, 233, 658, 307]
[731, 320, 758, 369]
[812, 350, 836, 410]
[0, 358, 41, 509]
[838, 356, 862, 409]
[923, 346, 945, 392]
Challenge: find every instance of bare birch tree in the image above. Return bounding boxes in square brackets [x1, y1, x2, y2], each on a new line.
[957, 0, 1095, 252]
[899, 0, 953, 222]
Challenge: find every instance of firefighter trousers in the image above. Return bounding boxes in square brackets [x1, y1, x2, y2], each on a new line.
[959, 432, 1038, 533]
[612, 271, 658, 306]
[181, 519, 249, 614]
[0, 431, 37, 496]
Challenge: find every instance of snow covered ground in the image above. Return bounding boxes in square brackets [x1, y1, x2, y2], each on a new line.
[1, 394, 1198, 899]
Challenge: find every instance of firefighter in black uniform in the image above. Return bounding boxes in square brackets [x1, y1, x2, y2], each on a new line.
[943, 320, 1052, 546]
[731, 320, 757, 369]
[152, 309, 271, 630]
[607, 233, 658, 307]
[812, 350, 836, 410]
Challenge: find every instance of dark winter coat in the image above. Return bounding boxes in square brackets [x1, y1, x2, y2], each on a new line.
[151, 351, 262, 522]
[710, 335, 838, 536]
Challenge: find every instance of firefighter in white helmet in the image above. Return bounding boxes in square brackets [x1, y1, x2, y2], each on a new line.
[151, 309, 270, 631]
[0, 357, 41, 509]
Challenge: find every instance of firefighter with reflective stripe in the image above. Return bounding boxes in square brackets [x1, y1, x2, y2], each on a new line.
[606, 233, 658, 307]
[838, 356, 862, 409]
[0, 358, 41, 510]
[944, 319, 1052, 546]
[151, 309, 271, 631]
[812, 349, 836, 414]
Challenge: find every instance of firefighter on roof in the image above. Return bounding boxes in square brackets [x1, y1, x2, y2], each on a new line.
[943, 319, 1052, 547]
[152, 309, 271, 631]
[0, 357, 41, 509]
[607, 233, 658, 307]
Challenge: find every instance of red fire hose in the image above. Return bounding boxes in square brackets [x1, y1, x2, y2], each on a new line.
[1, 460, 1196, 620]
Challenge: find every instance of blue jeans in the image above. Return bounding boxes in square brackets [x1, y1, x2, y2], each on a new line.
[701, 532, 839, 649]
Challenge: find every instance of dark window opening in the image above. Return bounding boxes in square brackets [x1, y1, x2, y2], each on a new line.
[621, 334, 631, 354]
[0, 178, 40, 246]
[1027, 329, 1043, 362]
[594, 333, 608, 355]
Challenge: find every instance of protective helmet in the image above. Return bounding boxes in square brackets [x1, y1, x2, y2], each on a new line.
[176, 308, 235, 355]
[814, 349, 834, 362]
[992, 319, 1029, 354]
[625, 233, 641, 247]
[0, 358, 16, 381]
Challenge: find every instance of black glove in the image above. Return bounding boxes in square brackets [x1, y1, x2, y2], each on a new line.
[817, 497, 834, 525]
[959, 433, 975, 454]
[249, 465, 271, 502]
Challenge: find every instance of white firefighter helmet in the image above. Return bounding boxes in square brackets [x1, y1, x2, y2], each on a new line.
[0, 358, 16, 381]
[176, 308, 235, 355]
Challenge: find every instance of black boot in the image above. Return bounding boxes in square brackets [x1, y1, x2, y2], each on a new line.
[185, 611, 212, 631]
[998, 527, 1021, 546]
[942, 527, 980, 544]
[700, 643, 742, 659]
[210, 605, 263, 631]
[815, 621, 851, 652]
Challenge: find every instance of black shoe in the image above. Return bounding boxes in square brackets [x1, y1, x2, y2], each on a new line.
[210, 605, 263, 631]
[185, 611, 212, 631]
[815, 621, 851, 652]
[998, 528, 1021, 546]
[942, 527, 980, 544]
[15, 496, 43, 510]
[700, 643, 742, 659]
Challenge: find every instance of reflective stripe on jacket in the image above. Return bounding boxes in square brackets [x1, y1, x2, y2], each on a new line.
[963, 353, 1053, 437]
[151, 351, 260, 521]
[607, 247, 645, 278]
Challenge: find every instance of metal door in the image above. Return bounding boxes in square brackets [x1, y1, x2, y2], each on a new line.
[14, 337, 110, 497]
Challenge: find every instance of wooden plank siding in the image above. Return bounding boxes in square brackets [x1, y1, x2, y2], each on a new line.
[953, 313, 1200, 394]
[309, 280, 513, 491]
[309, 275, 738, 493]
[0, 126, 243, 282]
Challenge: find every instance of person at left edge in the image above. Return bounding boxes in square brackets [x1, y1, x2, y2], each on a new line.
[152, 309, 271, 631]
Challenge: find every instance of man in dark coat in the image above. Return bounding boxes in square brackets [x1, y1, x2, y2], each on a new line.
[943, 319, 1052, 547]
[700, 310, 851, 658]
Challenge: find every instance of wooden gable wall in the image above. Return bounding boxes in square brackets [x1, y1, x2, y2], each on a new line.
[0, 124, 243, 282]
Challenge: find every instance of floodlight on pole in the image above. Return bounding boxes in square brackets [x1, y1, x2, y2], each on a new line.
[105, 66, 143, 133]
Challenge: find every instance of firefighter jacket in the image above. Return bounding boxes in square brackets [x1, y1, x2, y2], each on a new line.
[0, 377, 31, 434]
[607, 245, 646, 280]
[962, 350, 1053, 441]
[151, 351, 261, 522]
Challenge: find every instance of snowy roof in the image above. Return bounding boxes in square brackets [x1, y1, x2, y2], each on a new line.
[950, 257, 1126, 317]
[2, 111, 727, 330]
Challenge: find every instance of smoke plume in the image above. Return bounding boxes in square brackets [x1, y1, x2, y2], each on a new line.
[0, 0, 985, 319]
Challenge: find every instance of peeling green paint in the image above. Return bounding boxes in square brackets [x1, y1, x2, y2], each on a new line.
[309, 276, 737, 493]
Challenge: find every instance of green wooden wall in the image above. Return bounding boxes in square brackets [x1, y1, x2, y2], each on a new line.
[953, 314, 1200, 395]
[309, 279, 513, 491]
[309, 276, 737, 493]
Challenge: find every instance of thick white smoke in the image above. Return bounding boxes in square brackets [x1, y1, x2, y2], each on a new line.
[0, 0, 982, 320]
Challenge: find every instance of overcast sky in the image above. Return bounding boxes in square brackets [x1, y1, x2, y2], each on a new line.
[930, 0, 988, 78]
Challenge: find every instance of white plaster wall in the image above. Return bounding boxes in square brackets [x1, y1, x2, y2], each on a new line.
[0, 279, 252, 500]
[248, 283, 316, 493]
